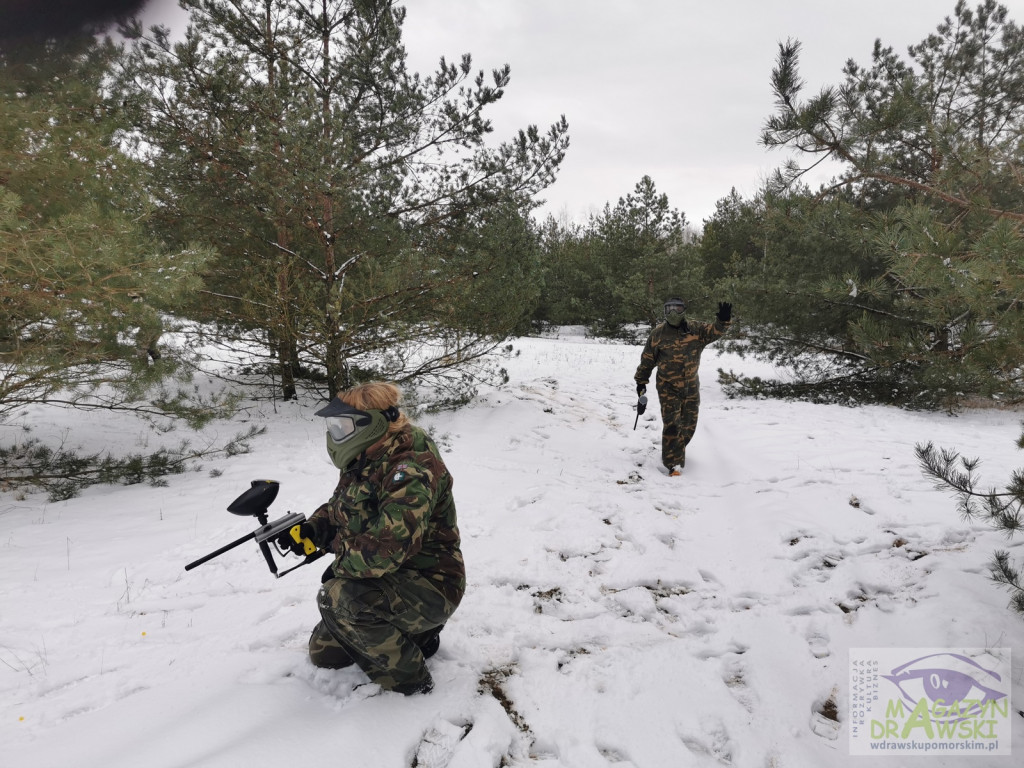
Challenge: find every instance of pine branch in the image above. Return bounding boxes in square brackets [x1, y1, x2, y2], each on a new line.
[0, 426, 265, 500]
[990, 551, 1024, 615]
[917, 441, 1022, 522]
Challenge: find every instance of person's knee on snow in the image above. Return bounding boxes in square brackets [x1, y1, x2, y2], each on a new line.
[308, 620, 356, 669]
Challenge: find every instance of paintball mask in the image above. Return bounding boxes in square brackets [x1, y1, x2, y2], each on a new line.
[315, 397, 399, 470]
[664, 298, 687, 327]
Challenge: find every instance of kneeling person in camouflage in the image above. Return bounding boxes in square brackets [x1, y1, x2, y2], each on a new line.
[634, 298, 731, 475]
[284, 382, 464, 695]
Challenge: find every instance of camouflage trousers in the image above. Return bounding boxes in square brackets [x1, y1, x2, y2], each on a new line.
[658, 385, 700, 470]
[310, 570, 460, 693]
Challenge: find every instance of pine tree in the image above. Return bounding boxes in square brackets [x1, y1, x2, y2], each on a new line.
[699, 182, 894, 403]
[118, 0, 567, 400]
[697, 188, 765, 284]
[534, 176, 700, 338]
[755, 0, 1024, 408]
[592, 176, 701, 336]
[534, 215, 595, 327]
[0, 33, 215, 424]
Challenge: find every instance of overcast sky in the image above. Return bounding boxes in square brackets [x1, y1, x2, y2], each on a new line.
[139, 0, 1024, 226]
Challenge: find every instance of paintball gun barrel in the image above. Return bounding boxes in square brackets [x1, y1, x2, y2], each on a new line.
[184, 479, 324, 577]
[633, 394, 648, 430]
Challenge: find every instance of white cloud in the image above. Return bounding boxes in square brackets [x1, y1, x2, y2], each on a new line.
[400, 0, 1024, 224]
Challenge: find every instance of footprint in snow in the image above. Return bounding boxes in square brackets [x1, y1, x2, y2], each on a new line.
[678, 719, 735, 764]
[805, 624, 831, 659]
[413, 718, 473, 768]
[810, 688, 841, 741]
[728, 592, 767, 612]
[694, 639, 748, 660]
[722, 658, 756, 713]
[655, 533, 677, 549]
[698, 569, 721, 585]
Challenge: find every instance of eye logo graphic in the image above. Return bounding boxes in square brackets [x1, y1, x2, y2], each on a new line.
[883, 652, 1007, 723]
[849, 647, 1011, 756]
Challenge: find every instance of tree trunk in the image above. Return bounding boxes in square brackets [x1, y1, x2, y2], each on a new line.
[264, 2, 298, 401]
[319, 0, 345, 397]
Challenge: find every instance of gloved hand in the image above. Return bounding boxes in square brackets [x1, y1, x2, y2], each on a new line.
[717, 302, 732, 322]
[637, 383, 647, 397]
[275, 522, 317, 556]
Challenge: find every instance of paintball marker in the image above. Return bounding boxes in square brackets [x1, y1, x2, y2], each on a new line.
[633, 394, 648, 430]
[184, 479, 325, 578]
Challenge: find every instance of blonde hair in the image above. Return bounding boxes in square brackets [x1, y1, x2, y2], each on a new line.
[339, 381, 410, 434]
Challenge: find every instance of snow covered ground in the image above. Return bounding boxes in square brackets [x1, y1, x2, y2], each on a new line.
[2, 329, 1022, 767]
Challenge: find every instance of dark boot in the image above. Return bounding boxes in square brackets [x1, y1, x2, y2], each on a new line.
[391, 673, 434, 696]
[412, 626, 443, 659]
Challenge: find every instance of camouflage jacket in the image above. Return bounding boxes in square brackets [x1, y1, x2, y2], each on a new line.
[634, 318, 730, 395]
[308, 424, 465, 602]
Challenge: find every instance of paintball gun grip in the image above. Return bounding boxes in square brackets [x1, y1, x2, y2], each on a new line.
[290, 524, 317, 556]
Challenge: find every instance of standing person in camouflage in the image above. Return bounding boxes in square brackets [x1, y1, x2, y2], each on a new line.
[281, 382, 464, 695]
[634, 298, 732, 475]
